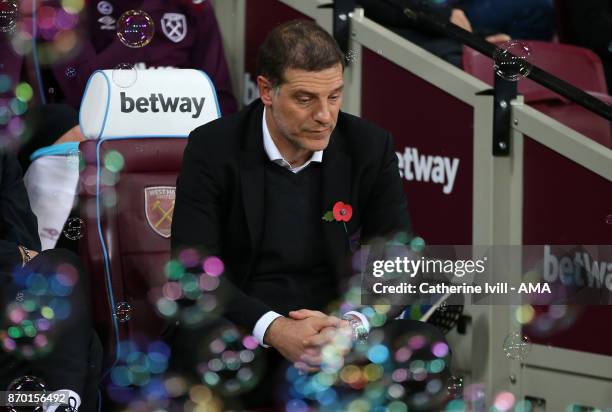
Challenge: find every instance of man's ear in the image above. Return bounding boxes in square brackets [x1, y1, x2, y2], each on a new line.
[257, 75, 275, 105]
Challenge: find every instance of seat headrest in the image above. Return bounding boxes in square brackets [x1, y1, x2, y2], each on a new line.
[79, 69, 220, 140]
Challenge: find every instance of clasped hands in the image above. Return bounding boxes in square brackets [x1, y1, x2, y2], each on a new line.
[263, 309, 354, 373]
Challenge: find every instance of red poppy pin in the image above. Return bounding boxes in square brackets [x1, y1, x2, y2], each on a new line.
[323, 201, 352, 232]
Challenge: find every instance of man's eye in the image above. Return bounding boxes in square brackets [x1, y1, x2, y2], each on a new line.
[329, 95, 340, 101]
[297, 98, 311, 104]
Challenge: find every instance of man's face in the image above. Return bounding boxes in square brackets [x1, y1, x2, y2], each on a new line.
[260, 64, 344, 152]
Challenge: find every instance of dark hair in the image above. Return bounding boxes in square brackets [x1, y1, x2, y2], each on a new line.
[256, 19, 345, 88]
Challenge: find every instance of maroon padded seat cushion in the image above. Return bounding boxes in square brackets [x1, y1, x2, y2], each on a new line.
[79, 138, 187, 370]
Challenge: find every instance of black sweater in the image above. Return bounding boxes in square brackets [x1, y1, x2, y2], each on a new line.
[246, 162, 338, 316]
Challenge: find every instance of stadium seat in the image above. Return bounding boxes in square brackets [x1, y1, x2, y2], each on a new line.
[77, 69, 220, 371]
[462, 41, 612, 147]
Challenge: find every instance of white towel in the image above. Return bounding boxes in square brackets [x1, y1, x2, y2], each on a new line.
[24, 155, 80, 250]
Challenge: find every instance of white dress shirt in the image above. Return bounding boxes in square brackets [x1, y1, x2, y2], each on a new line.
[253, 108, 369, 347]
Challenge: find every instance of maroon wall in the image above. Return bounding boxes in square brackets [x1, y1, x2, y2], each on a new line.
[361, 49, 473, 245]
[523, 138, 612, 356]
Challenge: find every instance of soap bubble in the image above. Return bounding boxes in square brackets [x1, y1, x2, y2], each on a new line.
[65, 66, 77, 79]
[345, 50, 358, 64]
[606, 214, 612, 224]
[116, 10, 155, 48]
[493, 391, 516, 411]
[493, 40, 534, 81]
[447, 375, 463, 398]
[114, 301, 133, 322]
[8, 376, 46, 412]
[103, 150, 125, 172]
[66, 148, 81, 170]
[112, 63, 138, 89]
[0, 0, 18, 33]
[502, 332, 531, 361]
[410, 236, 426, 253]
[63, 217, 85, 240]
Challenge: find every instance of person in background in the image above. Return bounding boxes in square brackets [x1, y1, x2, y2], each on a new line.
[458, 0, 555, 41]
[357, 0, 554, 67]
[0, 148, 101, 412]
[564, 0, 612, 94]
[1, 0, 238, 163]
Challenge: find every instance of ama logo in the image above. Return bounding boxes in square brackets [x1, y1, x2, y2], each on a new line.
[120, 92, 205, 119]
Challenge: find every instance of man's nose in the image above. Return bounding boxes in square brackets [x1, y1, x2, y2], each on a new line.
[312, 100, 332, 124]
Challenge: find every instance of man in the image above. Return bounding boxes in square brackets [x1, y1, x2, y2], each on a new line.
[171, 19, 446, 407]
[358, 0, 553, 67]
[0, 149, 101, 411]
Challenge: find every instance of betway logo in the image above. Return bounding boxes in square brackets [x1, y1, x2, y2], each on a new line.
[133, 62, 176, 70]
[120, 92, 205, 118]
[396, 147, 460, 195]
[544, 245, 612, 290]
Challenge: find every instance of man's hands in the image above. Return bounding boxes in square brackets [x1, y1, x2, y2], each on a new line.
[264, 313, 345, 372]
[291, 310, 352, 372]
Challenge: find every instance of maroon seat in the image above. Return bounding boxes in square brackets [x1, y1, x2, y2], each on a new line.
[462, 41, 612, 147]
[78, 138, 187, 370]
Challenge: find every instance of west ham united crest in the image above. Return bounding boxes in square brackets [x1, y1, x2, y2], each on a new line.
[161, 13, 187, 43]
[144, 186, 176, 238]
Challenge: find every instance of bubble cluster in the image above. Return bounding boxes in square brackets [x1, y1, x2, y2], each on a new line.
[112, 63, 138, 89]
[282, 319, 451, 412]
[606, 214, 612, 225]
[493, 40, 534, 81]
[107, 340, 173, 406]
[523, 304, 581, 338]
[502, 332, 531, 361]
[1, 265, 79, 359]
[116, 10, 155, 48]
[195, 325, 264, 396]
[0, 0, 18, 33]
[63, 217, 85, 240]
[149, 256, 226, 327]
[105, 326, 261, 411]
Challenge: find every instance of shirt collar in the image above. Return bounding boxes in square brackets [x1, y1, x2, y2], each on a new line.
[262, 107, 323, 172]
